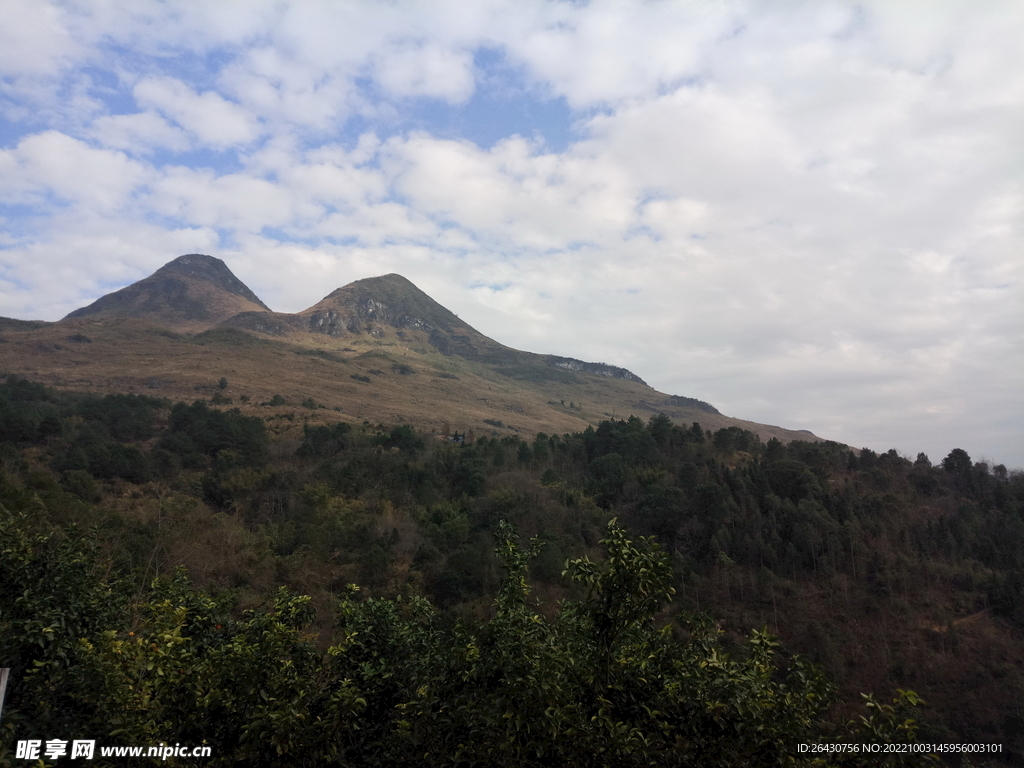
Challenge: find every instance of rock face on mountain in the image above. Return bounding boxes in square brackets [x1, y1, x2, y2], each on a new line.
[546, 356, 647, 385]
[63, 254, 270, 333]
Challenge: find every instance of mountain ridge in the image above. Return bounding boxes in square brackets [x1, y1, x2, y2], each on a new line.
[6, 254, 821, 444]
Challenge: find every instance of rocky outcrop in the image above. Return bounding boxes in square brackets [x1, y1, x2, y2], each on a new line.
[546, 356, 647, 385]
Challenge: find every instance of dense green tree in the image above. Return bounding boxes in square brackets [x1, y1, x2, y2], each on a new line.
[160, 400, 268, 467]
[0, 508, 129, 743]
[76, 393, 164, 442]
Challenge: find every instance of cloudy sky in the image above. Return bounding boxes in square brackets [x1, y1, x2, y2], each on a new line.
[1, 1, 1021, 467]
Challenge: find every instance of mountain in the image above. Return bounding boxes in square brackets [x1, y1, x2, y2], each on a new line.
[4, 254, 822, 444]
[226, 273, 506, 358]
[228, 274, 652, 388]
[63, 254, 270, 332]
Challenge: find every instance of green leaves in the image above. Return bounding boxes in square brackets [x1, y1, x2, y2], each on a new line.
[564, 519, 676, 639]
[0, 510, 935, 767]
[362, 520, 840, 768]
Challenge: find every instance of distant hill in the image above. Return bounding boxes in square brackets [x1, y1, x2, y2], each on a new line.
[2, 254, 818, 444]
[63, 254, 271, 332]
[228, 272, 514, 362]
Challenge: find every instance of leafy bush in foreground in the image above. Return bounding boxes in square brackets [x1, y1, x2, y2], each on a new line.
[1, 511, 934, 767]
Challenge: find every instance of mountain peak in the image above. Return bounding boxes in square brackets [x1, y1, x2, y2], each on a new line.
[63, 253, 270, 332]
[159, 254, 265, 302]
[298, 273, 483, 344]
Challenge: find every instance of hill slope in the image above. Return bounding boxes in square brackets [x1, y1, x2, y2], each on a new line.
[5, 255, 821, 445]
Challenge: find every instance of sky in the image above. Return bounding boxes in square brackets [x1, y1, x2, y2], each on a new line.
[0, 0, 1021, 468]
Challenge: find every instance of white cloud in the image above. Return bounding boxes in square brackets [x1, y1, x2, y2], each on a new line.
[88, 111, 192, 154]
[373, 41, 476, 103]
[312, 203, 438, 247]
[0, 0, 81, 77]
[133, 77, 260, 148]
[58, 0, 279, 58]
[147, 166, 300, 230]
[0, 131, 150, 212]
[274, 144, 389, 211]
[218, 48, 357, 133]
[505, 1, 739, 107]
[385, 133, 637, 249]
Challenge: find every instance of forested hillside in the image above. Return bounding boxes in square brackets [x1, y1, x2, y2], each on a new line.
[1, 374, 1021, 766]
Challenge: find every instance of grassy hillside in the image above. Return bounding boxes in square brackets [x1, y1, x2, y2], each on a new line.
[0, 315, 820, 446]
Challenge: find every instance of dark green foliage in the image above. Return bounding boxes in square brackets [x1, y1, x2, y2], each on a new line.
[764, 458, 822, 503]
[450, 451, 487, 497]
[0, 375, 61, 444]
[108, 519, 916, 767]
[908, 463, 940, 496]
[160, 400, 268, 467]
[71, 578, 360, 765]
[0, 375, 53, 403]
[713, 425, 762, 453]
[30, 393, 169, 483]
[323, 522, 861, 767]
[942, 448, 973, 476]
[0, 509, 129, 742]
[55, 423, 153, 483]
[376, 424, 423, 453]
[587, 415, 660, 466]
[61, 469, 101, 503]
[633, 484, 687, 545]
[540, 467, 559, 485]
[268, 393, 287, 406]
[297, 421, 352, 458]
[517, 440, 532, 464]
[989, 569, 1024, 628]
[588, 452, 628, 506]
[432, 540, 495, 606]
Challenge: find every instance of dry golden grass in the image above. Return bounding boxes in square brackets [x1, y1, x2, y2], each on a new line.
[0, 315, 826, 444]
